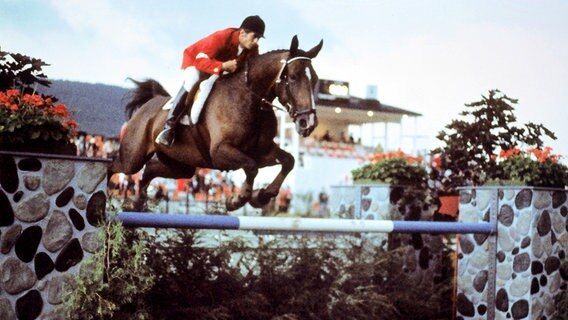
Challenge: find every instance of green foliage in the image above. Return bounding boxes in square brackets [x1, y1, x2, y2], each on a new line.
[0, 49, 78, 146]
[351, 157, 427, 186]
[63, 225, 455, 319]
[62, 218, 155, 320]
[352, 157, 430, 219]
[0, 89, 78, 144]
[497, 155, 568, 189]
[430, 89, 556, 193]
[0, 48, 51, 92]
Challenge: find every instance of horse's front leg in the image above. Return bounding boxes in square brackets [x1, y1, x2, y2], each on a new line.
[226, 167, 258, 211]
[249, 146, 294, 209]
[210, 143, 258, 211]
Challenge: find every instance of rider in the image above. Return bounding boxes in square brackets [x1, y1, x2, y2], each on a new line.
[156, 15, 265, 146]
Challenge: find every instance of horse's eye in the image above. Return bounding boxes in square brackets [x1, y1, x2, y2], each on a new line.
[289, 74, 298, 82]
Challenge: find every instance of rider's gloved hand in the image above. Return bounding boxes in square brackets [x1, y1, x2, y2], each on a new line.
[222, 59, 238, 73]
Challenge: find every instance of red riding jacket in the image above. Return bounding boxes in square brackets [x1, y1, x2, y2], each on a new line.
[181, 28, 259, 75]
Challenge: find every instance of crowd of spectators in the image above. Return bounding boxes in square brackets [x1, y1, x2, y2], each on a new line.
[73, 132, 120, 158]
[318, 130, 357, 144]
[72, 133, 320, 214]
[182, 168, 238, 203]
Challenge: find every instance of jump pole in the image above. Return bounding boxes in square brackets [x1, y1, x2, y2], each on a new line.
[116, 212, 496, 234]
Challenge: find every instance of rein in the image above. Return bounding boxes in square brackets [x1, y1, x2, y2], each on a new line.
[241, 61, 286, 112]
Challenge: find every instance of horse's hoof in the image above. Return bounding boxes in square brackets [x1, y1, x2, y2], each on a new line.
[249, 189, 271, 208]
[133, 198, 148, 212]
[225, 197, 242, 212]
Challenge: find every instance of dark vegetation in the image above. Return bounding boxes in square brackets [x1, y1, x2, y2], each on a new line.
[63, 218, 455, 320]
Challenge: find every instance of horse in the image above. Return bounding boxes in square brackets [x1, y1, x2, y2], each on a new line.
[109, 36, 323, 212]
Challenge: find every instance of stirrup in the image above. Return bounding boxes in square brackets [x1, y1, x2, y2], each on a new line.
[155, 128, 175, 146]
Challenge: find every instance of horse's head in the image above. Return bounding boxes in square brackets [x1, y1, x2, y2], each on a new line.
[274, 36, 323, 137]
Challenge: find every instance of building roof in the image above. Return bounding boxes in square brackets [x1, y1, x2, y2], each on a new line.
[315, 93, 421, 125]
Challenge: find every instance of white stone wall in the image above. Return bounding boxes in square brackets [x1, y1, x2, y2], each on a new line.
[456, 187, 568, 319]
[0, 153, 108, 320]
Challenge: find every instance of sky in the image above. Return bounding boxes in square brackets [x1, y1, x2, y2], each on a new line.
[2, 0, 568, 159]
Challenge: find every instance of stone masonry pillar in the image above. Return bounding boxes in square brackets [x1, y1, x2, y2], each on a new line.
[0, 152, 108, 320]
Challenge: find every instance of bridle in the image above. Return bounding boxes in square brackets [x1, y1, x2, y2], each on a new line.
[243, 55, 316, 121]
[273, 56, 317, 120]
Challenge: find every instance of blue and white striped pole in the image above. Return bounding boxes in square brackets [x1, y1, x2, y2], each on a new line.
[116, 212, 496, 234]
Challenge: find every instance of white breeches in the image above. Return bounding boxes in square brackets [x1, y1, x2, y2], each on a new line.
[182, 67, 219, 124]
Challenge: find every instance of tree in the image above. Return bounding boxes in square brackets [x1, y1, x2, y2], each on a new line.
[430, 89, 556, 192]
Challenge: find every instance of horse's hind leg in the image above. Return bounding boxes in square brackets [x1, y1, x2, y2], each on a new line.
[132, 156, 196, 212]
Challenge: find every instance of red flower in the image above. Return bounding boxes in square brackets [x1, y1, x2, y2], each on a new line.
[6, 89, 19, 97]
[51, 104, 69, 117]
[499, 148, 521, 159]
[64, 119, 79, 129]
[1, 88, 79, 143]
[497, 147, 561, 164]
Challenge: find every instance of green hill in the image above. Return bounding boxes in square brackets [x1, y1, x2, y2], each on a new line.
[38, 80, 132, 137]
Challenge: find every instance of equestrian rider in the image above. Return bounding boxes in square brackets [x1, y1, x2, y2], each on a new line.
[156, 15, 265, 146]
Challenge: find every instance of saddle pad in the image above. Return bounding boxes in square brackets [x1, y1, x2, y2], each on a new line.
[162, 97, 174, 110]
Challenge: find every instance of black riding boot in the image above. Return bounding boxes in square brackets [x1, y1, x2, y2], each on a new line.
[156, 87, 188, 146]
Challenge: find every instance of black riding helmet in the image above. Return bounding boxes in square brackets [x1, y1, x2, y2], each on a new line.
[240, 15, 265, 38]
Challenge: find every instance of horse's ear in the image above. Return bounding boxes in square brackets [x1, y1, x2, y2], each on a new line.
[290, 35, 299, 56]
[306, 39, 324, 59]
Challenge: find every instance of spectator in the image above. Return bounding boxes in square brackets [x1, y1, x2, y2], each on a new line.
[102, 138, 118, 159]
[318, 190, 329, 217]
[278, 186, 292, 213]
[75, 132, 87, 156]
[321, 130, 332, 142]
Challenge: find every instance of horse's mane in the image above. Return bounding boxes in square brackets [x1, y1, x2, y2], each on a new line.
[247, 48, 312, 71]
[249, 49, 288, 68]
[220, 49, 288, 82]
[123, 77, 169, 119]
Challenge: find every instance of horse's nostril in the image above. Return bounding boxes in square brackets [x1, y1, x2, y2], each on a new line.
[299, 119, 307, 129]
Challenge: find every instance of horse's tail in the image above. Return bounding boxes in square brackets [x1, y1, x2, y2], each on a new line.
[124, 77, 170, 119]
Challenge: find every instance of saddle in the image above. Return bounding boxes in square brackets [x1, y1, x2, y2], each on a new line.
[162, 92, 200, 126]
[162, 74, 218, 126]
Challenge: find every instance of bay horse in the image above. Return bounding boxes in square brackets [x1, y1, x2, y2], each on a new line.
[109, 36, 323, 212]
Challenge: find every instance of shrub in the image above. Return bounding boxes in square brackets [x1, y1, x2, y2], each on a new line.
[351, 157, 427, 186]
[490, 147, 568, 188]
[351, 152, 430, 220]
[0, 49, 51, 92]
[0, 49, 78, 147]
[63, 195, 454, 319]
[430, 89, 556, 194]
[62, 224, 455, 320]
[62, 218, 155, 320]
[0, 89, 78, 144]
